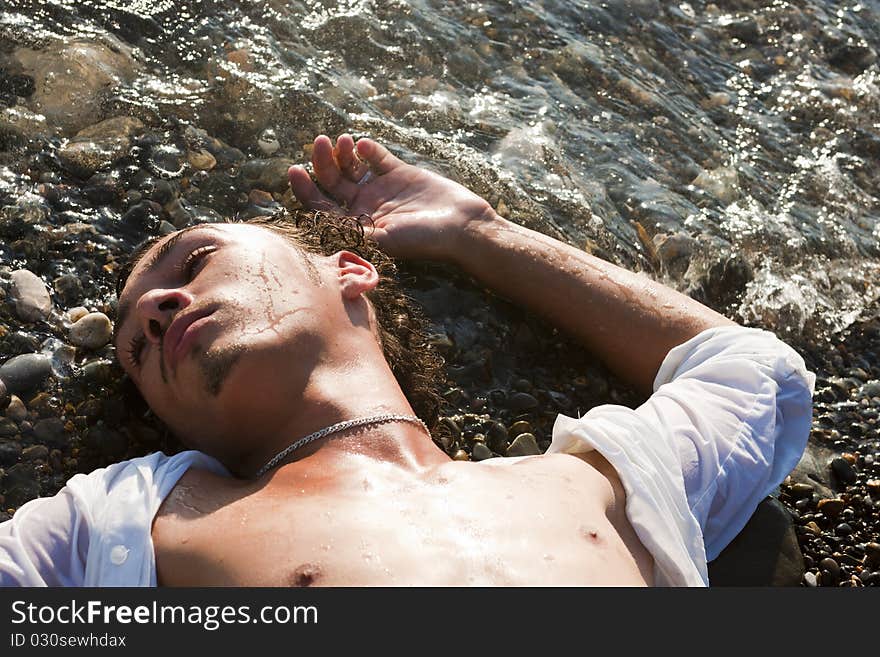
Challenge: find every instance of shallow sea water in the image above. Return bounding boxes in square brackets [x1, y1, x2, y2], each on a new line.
[1, 0, 878, 341]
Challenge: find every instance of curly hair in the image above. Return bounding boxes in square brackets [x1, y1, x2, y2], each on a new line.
[113, 210, 446, 443]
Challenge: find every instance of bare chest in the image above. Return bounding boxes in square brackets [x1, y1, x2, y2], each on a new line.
[152, 453, 652, 586]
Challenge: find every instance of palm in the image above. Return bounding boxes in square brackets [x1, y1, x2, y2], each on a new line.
[289, 135, 494, 262]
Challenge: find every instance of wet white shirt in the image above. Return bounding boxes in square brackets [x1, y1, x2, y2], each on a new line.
[0, 325, 814, 587]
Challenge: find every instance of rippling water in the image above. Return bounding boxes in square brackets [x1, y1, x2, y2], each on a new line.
[2, 0, 879, 340]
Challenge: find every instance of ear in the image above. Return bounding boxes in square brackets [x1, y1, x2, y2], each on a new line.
[334, 250, 379, 299]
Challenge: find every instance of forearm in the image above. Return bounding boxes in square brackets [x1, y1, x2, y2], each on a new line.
[453, 215, 736, 394]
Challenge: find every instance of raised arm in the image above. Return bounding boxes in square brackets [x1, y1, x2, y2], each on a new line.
[289, 134, 735, 395]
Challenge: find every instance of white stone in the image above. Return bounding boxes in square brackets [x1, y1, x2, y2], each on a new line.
[69, 312, 113, 350]
[10, 269, 52, 322]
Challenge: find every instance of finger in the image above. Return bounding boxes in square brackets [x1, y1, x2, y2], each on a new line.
[333, 133, 368, 182]
[355, 138, 405, 175]
[312, 135, 359, 203]
[288, 165, 342, 213]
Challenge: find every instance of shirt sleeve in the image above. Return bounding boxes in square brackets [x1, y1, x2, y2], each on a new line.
[639, 325, 815, 560]
[0, 484, 93, 587]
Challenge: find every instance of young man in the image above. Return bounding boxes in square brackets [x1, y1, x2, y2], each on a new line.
[0, 134, 814, 586]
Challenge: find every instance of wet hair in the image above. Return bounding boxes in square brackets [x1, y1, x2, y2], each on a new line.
[113, 210, 446, 443]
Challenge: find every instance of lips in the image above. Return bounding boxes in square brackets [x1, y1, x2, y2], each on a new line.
[163, 307, 216, 375]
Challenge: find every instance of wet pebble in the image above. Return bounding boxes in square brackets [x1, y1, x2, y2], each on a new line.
[507, 433, 541, 457]
[0, 417, 17, 437]
[0, 442, 21, 467]
[789, 482, 814, 499]
[5, 395, 26, 422]
[471, 442, 494, 461]
[21, 445, 48, 461]
[0, 378, 8, 412]
[508, 392, 539, 413]
[485, 421, 509, 452]
[865, 543, 880, 568]
[9, 270, 52, 322]
[0, 354, 52, 396]
[508, 420, 532, 438]
[53, 274, 84, 306]
[32, 417, 68, 447]
[803, 571, 817, 587]
[835, 523, 853, 536]
[830, 457, 857, 485]
[452, 449, 469, 462]
[187, 149, 216, 171]
[69, 312, 112, 350]
[816, 498, 845, 518]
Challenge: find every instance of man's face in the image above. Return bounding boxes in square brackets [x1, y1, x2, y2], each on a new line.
[114, 223, 345, 459]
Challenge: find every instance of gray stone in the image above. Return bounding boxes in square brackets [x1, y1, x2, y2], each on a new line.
[85, 424, 128, 460]
[10, 269, 52, 322]
[58, 116, 144, 178]
[830, 457, 857, 486]
[0, 442, 22, 467]
[69, 311, 113, 350]
[0, 417, 18, 437]
[508, 392, 539, 412]
[257, 158, 296, 193]
[506, 433, 541, 457]
[33, 417, 68, 447]
[0, 354, 52, 395]
[21, 445, 48, 461]
[2, 463, 40, 508]
[692, 166, 740, 204]
[707, 497, 805, 586]
[14, 37, 139, 133]
[471, 443, 494, 461]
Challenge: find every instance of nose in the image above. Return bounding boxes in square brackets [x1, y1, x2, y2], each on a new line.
[135, 288, 194, 344]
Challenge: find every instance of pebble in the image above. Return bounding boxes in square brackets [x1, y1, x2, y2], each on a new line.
[0, 354, 52, 395]
[10, 270, 52, 322]
[0, 442, 22, 467]
[0, 378, 8, 412]
[452, 449, 469, 462]
[0, 417, 17, 437]
[867, 479, 880, 495]
[471, 443, 494, 461]
[188, 149, 217, 171]
[508, 392, 539, 413]
[790, 482, 814, 499]
[865, 543, 880, 568]
[816, 498, 846, 518]
[803, 571, 818, 587]
[819, 557, 840, 580]
[33, 417, 68, 447]
[506, 433, 541, 457]
[53, 275, 84, 306]
[508, 420, 533, 438]
[485, 421, 509, 452]
[5, 395, 26, 422]
[21, 445, 48, 461]
[69, 312, 113, 350]
[830, 458, 857, 485]
[835, 523, 853, 536]
[67, 307, 89, 324]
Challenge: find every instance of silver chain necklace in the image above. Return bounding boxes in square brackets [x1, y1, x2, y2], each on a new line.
[254, 413, 429, 478]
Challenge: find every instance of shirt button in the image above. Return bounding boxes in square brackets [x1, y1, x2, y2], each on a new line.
[110, 545, 129, 565]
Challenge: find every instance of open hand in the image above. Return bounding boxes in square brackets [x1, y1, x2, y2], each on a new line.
[288, 134, 498, 262]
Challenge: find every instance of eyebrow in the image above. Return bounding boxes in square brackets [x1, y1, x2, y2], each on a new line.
[114, 225, 222, 345]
